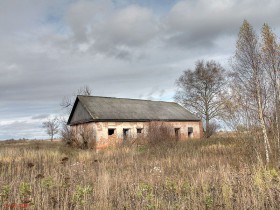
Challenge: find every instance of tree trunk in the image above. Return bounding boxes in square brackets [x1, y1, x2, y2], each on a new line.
[205, 114, 210, 138]
[256, 82, 270, 163]
[275, 78, 280, 152]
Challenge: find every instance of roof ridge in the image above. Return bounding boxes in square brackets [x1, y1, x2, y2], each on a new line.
[77, 95, 175, 103]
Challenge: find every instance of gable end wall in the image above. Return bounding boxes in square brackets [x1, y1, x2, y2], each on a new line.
[70, 101, 92, 124]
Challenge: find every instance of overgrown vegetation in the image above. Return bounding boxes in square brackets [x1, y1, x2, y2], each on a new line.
[4, 20, 279, 209]
[175, 20, 280, 164]
[1, 137, 280, 209]
[175, 60, 227, 138]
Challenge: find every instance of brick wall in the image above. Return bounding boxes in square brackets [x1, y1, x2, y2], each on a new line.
[71, 120, 203, 149]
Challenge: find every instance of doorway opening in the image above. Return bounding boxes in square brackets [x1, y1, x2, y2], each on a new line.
[175, 128, 180, 140]
[123, 129, 129, 141]
[188, 127, 193, 138]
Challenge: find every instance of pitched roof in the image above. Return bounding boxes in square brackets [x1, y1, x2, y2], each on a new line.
[67, 95, 200, 125]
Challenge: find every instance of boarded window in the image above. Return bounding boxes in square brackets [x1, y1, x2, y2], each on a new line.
[108, 129, 115, 136]
[188, 127, 193, 138]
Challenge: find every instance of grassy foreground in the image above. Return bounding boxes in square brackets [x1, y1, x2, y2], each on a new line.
[0, 138, 280, 210]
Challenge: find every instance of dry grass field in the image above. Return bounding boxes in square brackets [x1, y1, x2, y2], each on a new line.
[0, 137, 280, 210]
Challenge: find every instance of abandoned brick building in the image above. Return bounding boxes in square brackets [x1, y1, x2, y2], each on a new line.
[67, 95, 203, 148]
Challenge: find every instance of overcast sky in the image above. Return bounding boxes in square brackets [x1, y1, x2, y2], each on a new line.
[1, 0, 280, 140]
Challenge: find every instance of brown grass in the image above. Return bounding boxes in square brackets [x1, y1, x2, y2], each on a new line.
[0, 138, 280, 209]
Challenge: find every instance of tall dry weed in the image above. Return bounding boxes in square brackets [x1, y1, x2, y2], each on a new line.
[0, 138, 280, 209]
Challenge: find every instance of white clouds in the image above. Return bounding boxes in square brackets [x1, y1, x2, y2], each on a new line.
[29, 0, 280, 58]
[91, 5, 159, 58]
[1, 0, 280, 139]
[164, 0, 280, 48]
[0, 0, 58, 35]
[0, 117, 47, 140]
[63, 1, 159, 58]
[59, 0, 280, 55]
[65, 0, 113, 43]
[94, 5, 158, 46]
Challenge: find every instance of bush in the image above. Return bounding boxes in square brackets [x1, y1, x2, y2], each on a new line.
[146, 121, 176, 146]
[61, 123, 96, 150]
[60, 123, 79, 147]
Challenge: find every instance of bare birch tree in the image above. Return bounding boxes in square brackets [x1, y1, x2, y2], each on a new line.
[232, 20, 271, 163]
[175, 60, 227, 138]
[261, 23, 280, 152]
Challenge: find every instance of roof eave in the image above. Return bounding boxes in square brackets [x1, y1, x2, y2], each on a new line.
[69, 118, 201, 125]
[66, 97, 80, 125]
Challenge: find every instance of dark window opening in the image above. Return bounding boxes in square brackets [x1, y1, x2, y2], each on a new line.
[137, 128, 143, 134]
[123, 129, 129, 141]
[188, 127, 193, 138]
[175, 128, 180, 140]
[108, 129, 115, 136]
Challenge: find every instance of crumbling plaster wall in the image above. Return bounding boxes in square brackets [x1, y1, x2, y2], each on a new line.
[96, 121, 201, 144]
[71, 121, 202, 149]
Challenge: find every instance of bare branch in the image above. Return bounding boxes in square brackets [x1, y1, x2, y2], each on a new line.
[60, 85, 92, 114]
[175, 60, 227, 137]
[42, 117, 59, 141]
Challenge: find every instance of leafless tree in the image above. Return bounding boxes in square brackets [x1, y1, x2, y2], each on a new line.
[42, 117, 59, 141]
[261, 23, 280, 152]
[60, 85, 92, 114]
[60, 117, 78, 146]
[175, 60, 227, 138]
[77, 124, 96, 149]
[60, 118, 96, 149]
[59, 85, 93, 148]
[231, 20, 271, 163]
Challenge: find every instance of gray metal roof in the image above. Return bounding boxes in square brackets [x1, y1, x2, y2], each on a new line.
[67, 95, 200, 125]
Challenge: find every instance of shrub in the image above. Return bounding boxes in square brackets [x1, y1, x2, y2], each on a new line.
[146, 121, 176, 146]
